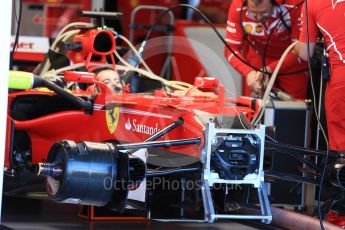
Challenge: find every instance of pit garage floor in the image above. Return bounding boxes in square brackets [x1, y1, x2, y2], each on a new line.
[0, 197, 282, 230]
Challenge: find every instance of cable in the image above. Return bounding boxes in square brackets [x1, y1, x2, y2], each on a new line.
[113, 50, 177, 88]
[265, 134, 277, 143]
[40, 30, 82, 76]
[239, 1, 268, 76]
[51, 29, 81, 51]
[35, 20, 217, 98]
[114, 49, 191, 91]
[116, 33, 153, 73]
[251, 41, 298, 125]
[139, 4, 268, 74]
[10, 0, 23, 69]
[45, 63, 86, 75]
[40, 20, 220, 99]
[115, 50, 219, 97]
[259, 0, 306, 76]
[55, 22, 94, 42]
[140, 3, 306, 78]
[115, 52, 219, 97]
[147, 167, 200, 177]
[269, 148, 321, 171]
[303, 0, 330, 228]
[237, 110, 252, 130]
[39, 22, 94, 76]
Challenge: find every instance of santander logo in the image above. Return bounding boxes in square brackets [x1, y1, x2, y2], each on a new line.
[125, 118, 160, 135]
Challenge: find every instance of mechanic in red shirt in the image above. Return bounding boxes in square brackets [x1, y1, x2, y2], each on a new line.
[295, 0, 345, 151]
[225, 0, 308, 99]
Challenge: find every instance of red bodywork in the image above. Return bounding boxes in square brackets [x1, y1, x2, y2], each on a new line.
[5, 80, 256, 169]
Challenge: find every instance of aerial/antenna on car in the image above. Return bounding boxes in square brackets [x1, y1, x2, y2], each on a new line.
[79, 11, 123, 27]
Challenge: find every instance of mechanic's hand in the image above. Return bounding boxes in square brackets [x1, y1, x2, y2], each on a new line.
[263, 66, 272, 74]
[246, 70, 262, 93]
[260, 67, 271, 90]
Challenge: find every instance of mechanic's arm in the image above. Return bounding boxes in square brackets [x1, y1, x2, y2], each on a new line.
[294, 0, 318, 61]
[224, 1, 261, 90]
[294, 41, 316, 61]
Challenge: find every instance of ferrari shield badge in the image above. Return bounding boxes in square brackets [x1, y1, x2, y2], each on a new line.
[105, 103, 120, 134]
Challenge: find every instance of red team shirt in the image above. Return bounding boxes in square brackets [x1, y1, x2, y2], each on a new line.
[300, 0, 345, 86]
[225, 0, 308, 98]
[299, 0, 345, 151]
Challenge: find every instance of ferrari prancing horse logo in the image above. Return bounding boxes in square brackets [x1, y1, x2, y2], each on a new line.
[106, 104, 120, 134]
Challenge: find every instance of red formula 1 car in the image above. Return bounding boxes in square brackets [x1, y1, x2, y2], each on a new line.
[5, 11, 345, 227]
[7, 68, 268, 221]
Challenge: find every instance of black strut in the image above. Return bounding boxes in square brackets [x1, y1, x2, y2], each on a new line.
[125, 117, 184, 155]
[117, 137, 201, 150]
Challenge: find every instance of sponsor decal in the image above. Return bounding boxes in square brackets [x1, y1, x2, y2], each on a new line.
[106, 104, 120, 134]
[12, 42, 34, 49]
[125, 118, 160, 135]
[244, 24, 253, 33]
[255, 24, 263, 33]
[10, 36, 49, 53]
[243, 22, 265, 36]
